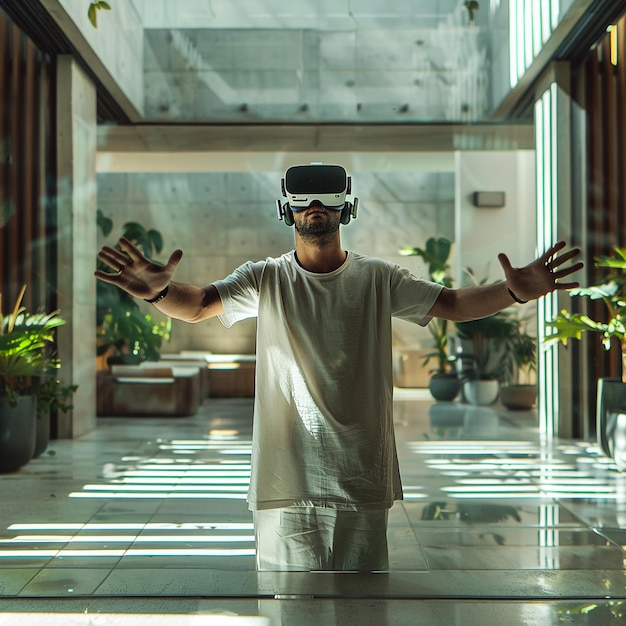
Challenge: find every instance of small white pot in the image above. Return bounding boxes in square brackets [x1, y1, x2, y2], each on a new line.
[463, 379, 499, 406]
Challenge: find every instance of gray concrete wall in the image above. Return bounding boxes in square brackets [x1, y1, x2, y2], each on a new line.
[56, 56, 98, 439]
[96, 169, 456, 356]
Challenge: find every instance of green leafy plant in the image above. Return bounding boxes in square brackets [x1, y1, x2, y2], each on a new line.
[97, 308, 171, 363]
[0, 286, 65, 406]
[34, 377, 78, 416]
[546, 246, 626, 382]
[500, 314, 537, 385]
[96, 213, 171, 364]
[97, 207, 113, 237]
[453, 265, 536, 384]
[399, 237, 455, 374]
[455, 312, 521, 381]
[88, 1, 111, 28]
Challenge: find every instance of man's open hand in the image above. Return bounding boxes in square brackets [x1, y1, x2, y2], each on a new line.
[498, 241, 583, 302]
[95, 237, 183, 300]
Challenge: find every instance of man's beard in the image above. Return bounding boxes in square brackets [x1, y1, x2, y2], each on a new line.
[294, 211, 341, 243]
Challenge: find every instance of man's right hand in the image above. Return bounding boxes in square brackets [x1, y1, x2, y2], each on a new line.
[95, 237, 183, 300]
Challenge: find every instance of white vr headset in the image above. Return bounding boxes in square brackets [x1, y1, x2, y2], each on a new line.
[276, 164, 358, 226]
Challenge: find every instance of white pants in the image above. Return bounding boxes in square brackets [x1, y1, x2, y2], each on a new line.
[254, 506, 389, 572]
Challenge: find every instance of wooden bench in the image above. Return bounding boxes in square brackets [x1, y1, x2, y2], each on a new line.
[96, 365, 201, 417]
[161, 352, 256, 398]
[139, 360, 208, 402]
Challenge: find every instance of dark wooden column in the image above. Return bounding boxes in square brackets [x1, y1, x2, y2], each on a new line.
[573, 13, 626, 427]
[0, 7, 54, 313]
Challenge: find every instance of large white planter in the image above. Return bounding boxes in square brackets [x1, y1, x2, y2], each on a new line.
[463, 380, 499, 406]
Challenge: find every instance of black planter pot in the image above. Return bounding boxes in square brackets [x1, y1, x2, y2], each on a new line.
[107, 353, 145, 367]
[428, 372, 460, 402]
[596, 377, 626, 471]
[0, 395, 37, 473]
[33, 410, 50, 459]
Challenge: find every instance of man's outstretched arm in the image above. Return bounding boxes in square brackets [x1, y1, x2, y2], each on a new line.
[428, 240, 583, 322]
[95, 237, 224, 323]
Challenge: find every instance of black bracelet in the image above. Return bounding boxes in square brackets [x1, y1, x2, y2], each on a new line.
[508, 287, 527, 304]
[144, 285, 169, 304]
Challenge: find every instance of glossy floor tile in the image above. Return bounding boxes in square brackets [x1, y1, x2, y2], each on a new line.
[0, 598, 625, 625]
[1, 395, 626, 624]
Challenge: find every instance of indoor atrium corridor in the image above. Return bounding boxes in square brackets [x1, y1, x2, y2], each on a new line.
[1, 393, 625, 625]
[3, 1, 626, 624]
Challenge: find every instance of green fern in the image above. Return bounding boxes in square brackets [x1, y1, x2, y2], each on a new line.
[546, 247, 626, 357]
[0, 287, 65, 405]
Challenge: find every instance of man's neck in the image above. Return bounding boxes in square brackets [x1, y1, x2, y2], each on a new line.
[294, 235, 347, 273]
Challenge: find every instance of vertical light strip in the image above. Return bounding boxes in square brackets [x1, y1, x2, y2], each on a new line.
[532, 0, 542, 57]
[610, 24, 618, 66]
[517, 0, 526, 82]
[551, 0, 561, 32]
[541, 0, 551, 45]
[542, 83, 560, 442]
[509, 0, 561, 89]
[536, 85, 559, 443]
[544, 85, 557, 443]
[524, 0, 534, 68]
[509, 0, 519, 88]
[535, 95, 546, 438]
[538, 503, 560, 568]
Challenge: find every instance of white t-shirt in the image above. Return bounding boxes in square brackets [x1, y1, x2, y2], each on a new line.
[213, 251, 442, 511]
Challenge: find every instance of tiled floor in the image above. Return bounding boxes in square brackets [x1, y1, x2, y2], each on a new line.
[1, 393, 626, 624]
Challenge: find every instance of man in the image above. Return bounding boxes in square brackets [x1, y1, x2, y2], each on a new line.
[95, 164, 582, 572]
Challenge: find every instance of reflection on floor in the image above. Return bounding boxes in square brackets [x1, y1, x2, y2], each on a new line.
[1, 395, 626, 625]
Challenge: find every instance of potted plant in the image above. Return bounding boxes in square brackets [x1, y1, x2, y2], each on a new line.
[97, 307, 172, 366]
[400, 237, 459, 401]
[546, 246, 626, 369]
[498, 313, 537, 410]
[546, 246, 626, 468]
[96, 214, 172, 367]
[0, 286, 65, 472]
[455, 312, 519, 406]
[32, 377, 78, 458]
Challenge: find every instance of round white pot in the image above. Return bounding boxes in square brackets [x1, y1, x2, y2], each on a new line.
[463, 380, 499, 406]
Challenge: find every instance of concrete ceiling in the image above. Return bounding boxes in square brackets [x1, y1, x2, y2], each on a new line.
[130, 0, 482, 31]
[129, 0, 499, 124]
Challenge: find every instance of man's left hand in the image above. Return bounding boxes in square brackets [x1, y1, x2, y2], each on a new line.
[498, 241, 584, 302]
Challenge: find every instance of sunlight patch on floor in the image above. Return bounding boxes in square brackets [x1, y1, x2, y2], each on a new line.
[0, 614, 271, 625]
